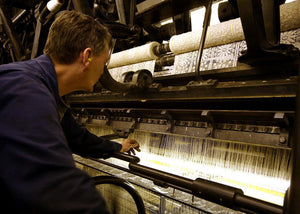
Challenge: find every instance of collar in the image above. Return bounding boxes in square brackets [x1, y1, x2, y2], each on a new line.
[33, 54, 60, 105]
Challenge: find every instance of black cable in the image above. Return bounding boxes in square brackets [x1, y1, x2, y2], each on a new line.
[93, 175, 146, 214]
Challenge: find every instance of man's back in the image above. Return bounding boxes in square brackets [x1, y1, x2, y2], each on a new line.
[0, 56, 110, 214]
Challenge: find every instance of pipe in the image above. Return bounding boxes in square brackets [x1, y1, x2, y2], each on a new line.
[235, 194, 282, 214]
[0, 6, 24, 61]
[195, 0, 212, 80]
[153, 43, 171, 56]
[192, 177, 243, 209]
[128, 161, 283, 213]
[93, 175, 146, 214]
[99, 66, 136, 92]
[109, 152, 140, 164]
[283, 60, 300, 213]
[71, 0, 93, 16]
[115, 0, 126, 24]
[129, 163, 193, 191]
[12, 9, 28, 24]
[99, 66, 152, 93]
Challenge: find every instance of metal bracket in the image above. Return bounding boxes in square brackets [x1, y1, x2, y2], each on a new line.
[274, 112, 290, 146]
[110, 109, 136, 138]
[161, 110, 174, 133]
[201, 110, 214, 137]
[186, 79, 218, 89]
[99, 67, 153, 92]
[236, 0, 299, 65]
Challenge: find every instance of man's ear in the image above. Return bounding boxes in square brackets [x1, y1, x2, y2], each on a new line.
[82, 48, 92, 67]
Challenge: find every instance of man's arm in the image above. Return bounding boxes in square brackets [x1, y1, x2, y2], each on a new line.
[0, 74, 110, 213]
[61, 109, 140, 158]
[61, 109, 122, 157]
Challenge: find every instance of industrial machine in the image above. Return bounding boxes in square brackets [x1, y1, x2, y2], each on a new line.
[1, 0, 300, 213]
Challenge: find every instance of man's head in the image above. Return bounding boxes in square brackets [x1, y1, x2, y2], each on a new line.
[44, 10, 112, 64]
[44, 10, 113, 95]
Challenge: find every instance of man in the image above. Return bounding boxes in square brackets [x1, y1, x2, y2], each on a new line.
[0, 10, 140, 213]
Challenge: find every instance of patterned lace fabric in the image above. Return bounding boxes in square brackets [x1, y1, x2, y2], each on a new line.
[108, 0, 300, 81]
[109, 28, 300, 80]
[155, 28, 300, 77]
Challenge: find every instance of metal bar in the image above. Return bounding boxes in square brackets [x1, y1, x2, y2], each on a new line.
[102, 152, 140, 163]
[88, 154, 283, 213]
[31, 20, 42, 59]
[135, 0, 210, 28]
[93, 175, 146, 214]
[283, 60, 300, 213]
[71, 0, 93, 16]
[88, 157, 194, 194]
[261, 0, 280, 46]
[195, 0, 212, 80]
[129, 163, 193, 191]
[110, 152, 140, 163]
[66, 79, 297, 105]
[128, 0, 136, 26]
[159, 196, 166, 214]
[236, 0, 269, 52]
[115, 0, 127, 24]
[128, 162, 283, 213]
[76, 157, 210, 213]
[193, 177, 243, 209]
[11, 9, 28, 24]
[0, 5, 24, 61]
[235, 194, 282, 214]
[99, 66, 136, 92]
[89, 157, 132, 172]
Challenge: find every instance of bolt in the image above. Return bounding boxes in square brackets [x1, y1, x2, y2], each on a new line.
[205, 129, 211, 136]
[279, 137, 286, 144]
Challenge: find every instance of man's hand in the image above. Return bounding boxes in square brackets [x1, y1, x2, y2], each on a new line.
[120, 139, 141, 155]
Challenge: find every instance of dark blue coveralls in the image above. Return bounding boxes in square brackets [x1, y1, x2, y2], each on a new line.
[0, 55, 122, 213]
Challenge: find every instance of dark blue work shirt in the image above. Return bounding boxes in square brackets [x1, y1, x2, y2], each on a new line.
[0, 55, 121, 213]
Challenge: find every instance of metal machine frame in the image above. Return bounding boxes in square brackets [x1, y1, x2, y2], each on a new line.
[66, 1, 300, 213]
[1, 0, 300, 213]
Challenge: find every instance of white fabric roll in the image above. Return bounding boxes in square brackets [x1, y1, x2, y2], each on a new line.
[170, 0, 300, 55]
[107, 42, 160, 69]
[280, 0, 300, 32]
[47, 0, 64, 12]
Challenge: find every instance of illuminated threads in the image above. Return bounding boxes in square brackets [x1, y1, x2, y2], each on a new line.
[86, 126, 291, 206]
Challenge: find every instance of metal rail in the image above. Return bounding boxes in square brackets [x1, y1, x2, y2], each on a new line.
[101, 152, 283, 214]
[93, 175, 146, 214]
[284, 60, 300, 213]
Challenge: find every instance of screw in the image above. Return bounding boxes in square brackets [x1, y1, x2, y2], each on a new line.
[279, 137, 286, 144]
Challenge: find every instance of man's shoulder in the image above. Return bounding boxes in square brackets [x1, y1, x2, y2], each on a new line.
[0, 63, 40, 91]
[0, 55, 53, 78]
[0, 56, 59, 104]
[0, 56, 53, 90]
[0, 59, 38, 80]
